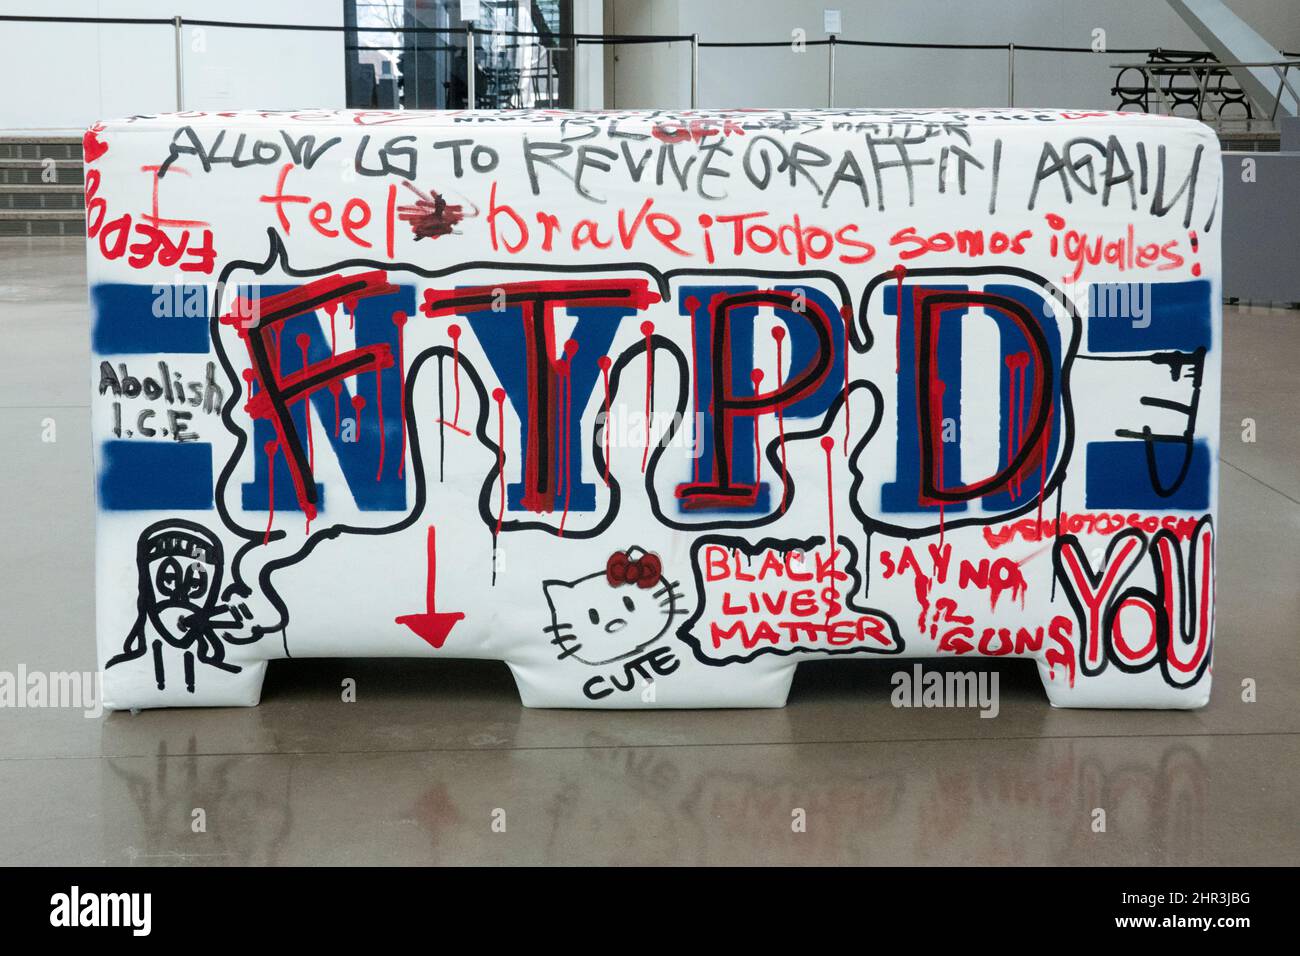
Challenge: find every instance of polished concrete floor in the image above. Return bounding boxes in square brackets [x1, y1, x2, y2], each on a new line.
[0, 237, 1296, 865]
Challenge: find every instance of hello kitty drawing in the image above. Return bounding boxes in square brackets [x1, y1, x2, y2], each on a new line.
[543, 547, 684, 665]
[542, 548, 685, 700]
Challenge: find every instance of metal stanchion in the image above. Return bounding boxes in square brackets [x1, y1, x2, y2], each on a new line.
[1007, 42, 1015, 107]
[827, 34, 836, 107]
[173, 15, 184, 110]
[465, 24, 476, 109]
[1269, 63, 1293, 122]
[690, 33, 699, 108]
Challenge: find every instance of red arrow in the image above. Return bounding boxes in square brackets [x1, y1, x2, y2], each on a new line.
[395, 526, 464, 649]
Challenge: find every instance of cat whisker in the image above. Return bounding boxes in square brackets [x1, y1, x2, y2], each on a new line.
[652, 579, 681, 599]
[657, 587, 685, 607]
[550, 635, 584, 660]
[542, 622, 574, 635]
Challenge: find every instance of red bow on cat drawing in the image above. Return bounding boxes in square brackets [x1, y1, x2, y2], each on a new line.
[606, 549, 663, 589]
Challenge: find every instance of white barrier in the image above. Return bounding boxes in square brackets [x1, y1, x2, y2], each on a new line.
[87, 108, 1220, 709]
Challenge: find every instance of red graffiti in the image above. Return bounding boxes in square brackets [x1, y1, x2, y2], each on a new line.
[395, 526, 465, 649]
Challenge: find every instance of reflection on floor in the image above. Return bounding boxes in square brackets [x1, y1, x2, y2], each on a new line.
[0, 238, 1296, 865]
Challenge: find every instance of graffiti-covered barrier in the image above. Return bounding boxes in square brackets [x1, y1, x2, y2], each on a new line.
[87, 109, 1220, 710]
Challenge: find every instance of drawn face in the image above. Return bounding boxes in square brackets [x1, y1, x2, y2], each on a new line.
[138, 524, 222, 648]
[543, 553, 684, 667]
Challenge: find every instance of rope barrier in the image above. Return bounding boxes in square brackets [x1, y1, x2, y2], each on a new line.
[0, 14, 689, 41]
[9, 10, 1287, 116]
[0, 13, 1240, 55]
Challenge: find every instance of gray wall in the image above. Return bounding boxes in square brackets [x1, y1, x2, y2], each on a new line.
[604, 0, 1300, 110]
[1222, 146, 1300, 301]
